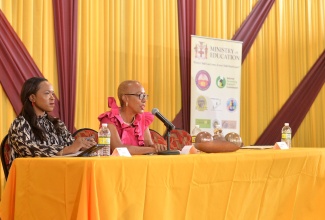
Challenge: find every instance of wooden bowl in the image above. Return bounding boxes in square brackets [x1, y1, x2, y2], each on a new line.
[195, 139, 240, 153]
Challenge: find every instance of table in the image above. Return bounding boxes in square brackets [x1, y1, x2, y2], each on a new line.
[1, 148, 325, 220]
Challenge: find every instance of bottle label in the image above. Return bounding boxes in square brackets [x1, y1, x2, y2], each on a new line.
[281, 133, 291, 139]
[98, 137, 110, 145]
[191, 136, 196, 143]
[102, 146, 111, 156]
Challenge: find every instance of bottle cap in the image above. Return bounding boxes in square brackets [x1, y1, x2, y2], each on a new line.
[284, 123, 289, 126]
[102, 123, 108, 127]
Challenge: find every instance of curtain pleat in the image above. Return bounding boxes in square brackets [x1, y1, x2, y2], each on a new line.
[173, 0, 196, 132]
[52, 0, 78, 132]
[232, 0, 276, 62]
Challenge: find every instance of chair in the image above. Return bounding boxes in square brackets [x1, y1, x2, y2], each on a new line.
[149, 129, 167, 146]
[1, 134, 11, 180]
[165, 128, 192, 151]
[72, 128, 98, 142]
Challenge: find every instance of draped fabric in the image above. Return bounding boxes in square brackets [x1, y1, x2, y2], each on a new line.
[256, 51, 325, 144]
[52, 0, 78, 132]
[1, 0, 325, 197]
[196, 0, 325, 147]
[0, 10, 60, 118]
[75, 1, 181, 133]
[173, 0, 196, 132]
[2, 149, 325, 219]
[232, 0, 276, 62]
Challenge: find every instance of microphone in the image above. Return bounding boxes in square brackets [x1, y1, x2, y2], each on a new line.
[152, 108, 175, 130]
[151, 108, 179, 155]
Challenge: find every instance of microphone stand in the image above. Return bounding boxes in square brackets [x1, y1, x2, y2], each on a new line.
[158, 128, 180, 155]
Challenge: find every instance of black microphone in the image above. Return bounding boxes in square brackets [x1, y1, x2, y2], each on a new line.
[151, 108, 175, 130]
[151, 108, 179, 155]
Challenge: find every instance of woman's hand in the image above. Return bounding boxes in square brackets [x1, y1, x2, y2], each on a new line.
[153, 144, 167, 153]
[79, 137, 97, 151]
[63, 137, 97, 155]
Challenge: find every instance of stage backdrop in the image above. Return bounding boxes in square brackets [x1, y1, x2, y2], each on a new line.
[191, 35, 242, 136]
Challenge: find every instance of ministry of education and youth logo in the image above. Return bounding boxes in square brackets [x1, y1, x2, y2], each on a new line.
[195, 70, 211, 91]
[194, 42, 208, 59]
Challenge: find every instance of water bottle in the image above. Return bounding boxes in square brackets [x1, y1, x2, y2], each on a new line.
[191, 125, 202, 144]
[281, 123, 292, 148]
[98, 123, 111, 156]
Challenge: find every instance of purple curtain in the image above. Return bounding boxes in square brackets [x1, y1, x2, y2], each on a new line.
[232, 0, 275, 62]
[173, 0, 196, 132]
[255, 50, 325, 144]
[52, 0, 78, 133]
[0, 10, 60, 118]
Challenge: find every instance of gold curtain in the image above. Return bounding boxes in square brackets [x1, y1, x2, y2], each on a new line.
[75, 0, 181, 134]
[196, 0, 325, 147]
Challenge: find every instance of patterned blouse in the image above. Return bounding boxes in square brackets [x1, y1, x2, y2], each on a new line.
[8, 114, 74, 166]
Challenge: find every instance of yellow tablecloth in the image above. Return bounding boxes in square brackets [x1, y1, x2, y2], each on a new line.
[1, 148, 325, 220]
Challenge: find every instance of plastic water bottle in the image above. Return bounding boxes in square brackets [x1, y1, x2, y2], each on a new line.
[98, 123, 111, 156]
[191, 125, 202, 143]
[281, 123, 292, 148]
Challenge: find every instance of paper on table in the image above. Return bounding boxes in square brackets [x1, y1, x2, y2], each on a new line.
[241, 145, 274, 150]
[111, 147, 132, 157]
[180, 145, 198, 154]
[55, 151, 83, 157]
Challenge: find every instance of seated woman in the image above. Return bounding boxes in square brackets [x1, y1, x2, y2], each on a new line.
[8, 77, 96, 166]
[98, 80, 167, 155]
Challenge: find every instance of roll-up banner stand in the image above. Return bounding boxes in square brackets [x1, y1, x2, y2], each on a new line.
[191, 35, 243, 136]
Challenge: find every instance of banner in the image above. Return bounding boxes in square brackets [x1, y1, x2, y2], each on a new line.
[191, 36, 243, 136]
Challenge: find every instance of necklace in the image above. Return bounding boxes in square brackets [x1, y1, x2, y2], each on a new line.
[120, 114, 135, 125]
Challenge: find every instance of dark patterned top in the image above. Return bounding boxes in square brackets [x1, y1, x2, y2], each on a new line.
[8, 114, 74, 166]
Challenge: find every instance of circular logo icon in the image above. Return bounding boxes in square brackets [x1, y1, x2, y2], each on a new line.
[216, 76, 226, 88]
[196, 96, 208, 111]
[226, 98, 237, 112]
[195, 70, 211, 91]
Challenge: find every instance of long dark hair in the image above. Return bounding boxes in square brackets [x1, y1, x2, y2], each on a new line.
[20, 77, 61, 141]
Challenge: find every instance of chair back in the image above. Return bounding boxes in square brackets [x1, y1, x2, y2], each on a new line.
[1, 134, 11, 180]
[72, 128, 98, 142]
[166, 129, 192, 150]
[149, 129, 167, 146]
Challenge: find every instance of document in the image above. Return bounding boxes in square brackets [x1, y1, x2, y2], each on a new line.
[241, 145, 274, 150]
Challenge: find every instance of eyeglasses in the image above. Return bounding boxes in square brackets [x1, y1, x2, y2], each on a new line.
[124, 93, 149, 100]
